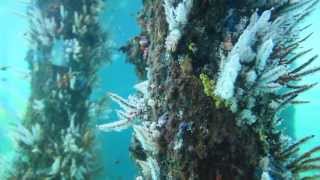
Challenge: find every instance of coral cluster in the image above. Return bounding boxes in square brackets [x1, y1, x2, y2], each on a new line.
[97, 80, 163, 180]
[110, 0, 320, 179]
[215, 4, 320, 126]
[163, 0, 193, 52]
[97, 81, 149, 132]
[3, 0, 109, 179]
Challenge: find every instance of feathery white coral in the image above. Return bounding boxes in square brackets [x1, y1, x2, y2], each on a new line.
[97, 81, 149, 132]
[62, 118, 82, 153]
[96, 93, 142, 132]
[261, 171, 273, 180]
[256, 39, 274, 73]
[165, 27, 182, 52]
[32, 99, 45, 111]
[97, 110, 137, 132]
[70, 158, 86, 180]
[257, 65, 288, 92]
[49, 156, 62, 175]
[217, 2, 318, 127]
[147, 157, 160, 180]
[27, 7, 57, 46]
[136, 160, 152, 178]
[136, 157, 160, 180]
[164, 0, 193, 51]
[109, 92, 138, 112]
[238, 109, 257, 126]
[134, 81, 149, 96]
[215, 53, 241, 100]
[215, 10, 272, 100]
[133, 123, 158, 153]
[12, 123, 42, 146]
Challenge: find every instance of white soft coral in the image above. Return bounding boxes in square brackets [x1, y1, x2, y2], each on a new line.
[214, 10, 272, 100]
[163, 0, 193, 52]
[97, 81, 149, 132]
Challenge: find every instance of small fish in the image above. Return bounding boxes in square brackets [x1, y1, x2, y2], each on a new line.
[0, 66, 9, 71]
[114, 160, 120, 165]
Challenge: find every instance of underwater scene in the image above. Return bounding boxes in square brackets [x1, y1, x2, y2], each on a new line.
[0, 0, 320, 179]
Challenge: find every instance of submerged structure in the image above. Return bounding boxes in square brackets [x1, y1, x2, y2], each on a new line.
[2, 0, 109, 179]
[0, 0, 319, 179]
[99, 0, 320, 179]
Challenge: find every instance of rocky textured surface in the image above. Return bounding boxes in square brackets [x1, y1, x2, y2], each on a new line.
[121, 0, 320, 179]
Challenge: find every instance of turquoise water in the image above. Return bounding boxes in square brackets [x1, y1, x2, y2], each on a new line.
[294, 3, 320, 152]
[0, 0, 30, 158]
[0, 0, 319, 179]
[95, 1, 142, 179]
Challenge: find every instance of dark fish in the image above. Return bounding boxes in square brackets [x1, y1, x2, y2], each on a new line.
[114, 160, 120, 164]
[0, 66, 9, 71]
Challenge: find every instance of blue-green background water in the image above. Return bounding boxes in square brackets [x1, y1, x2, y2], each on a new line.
[95, 1, 142, 179]
[0, 1, 319, 179]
